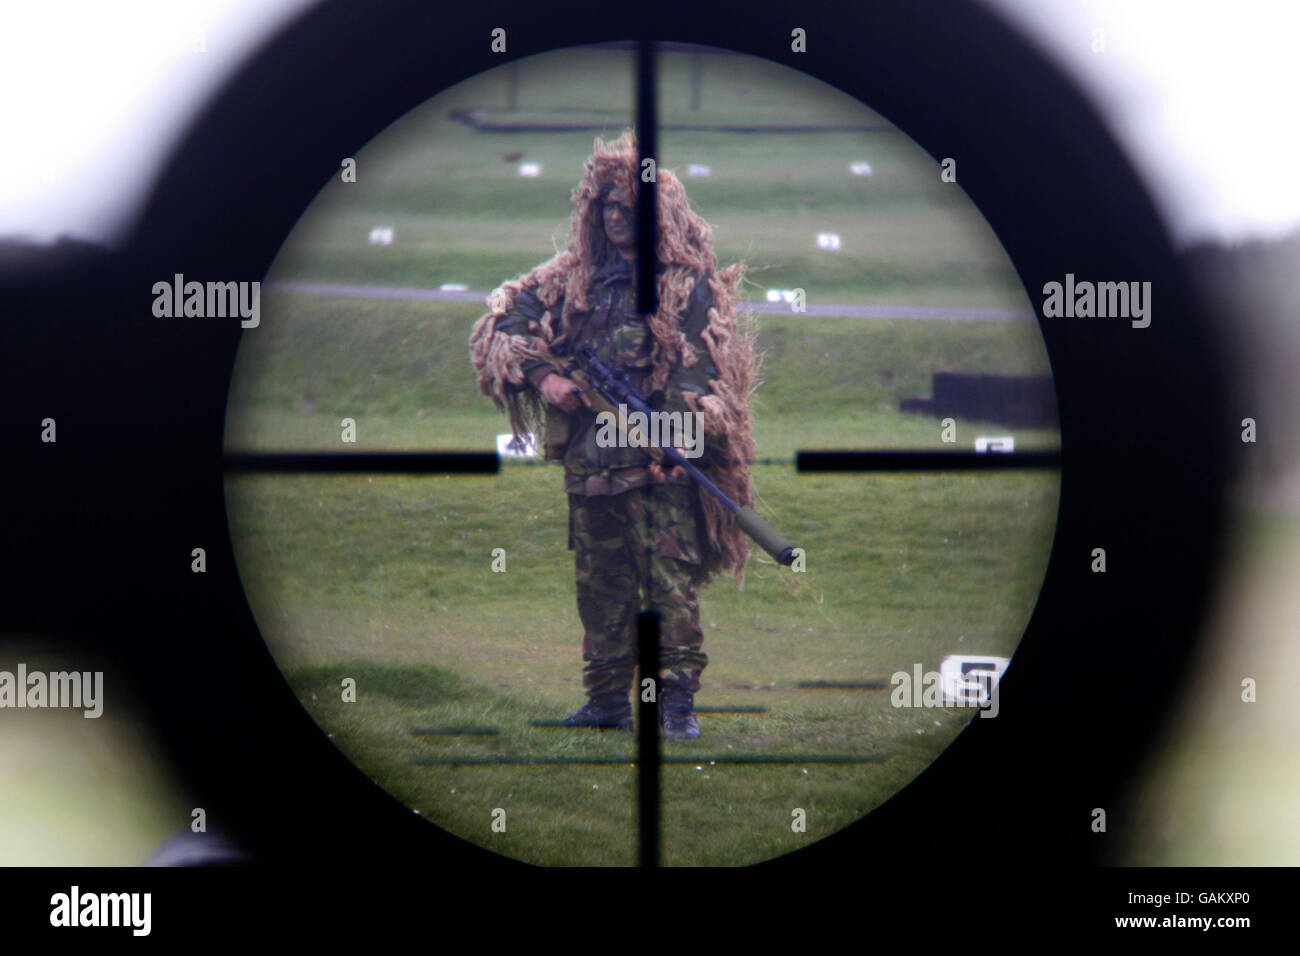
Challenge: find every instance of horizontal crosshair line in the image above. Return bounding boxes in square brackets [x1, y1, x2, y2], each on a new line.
[502, 457, 797, 468]
[507, 454, 1058, 469]
[411, 754, 887, 766]
[224, 452, 499, 473]
[693, 706, 769, 713]
[528, 706, 769, 727]
[223, 450, 1060, 474]
[797, 450, 1061, 472]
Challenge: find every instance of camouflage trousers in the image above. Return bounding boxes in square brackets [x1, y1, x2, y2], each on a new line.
[568, 481, 708, 699]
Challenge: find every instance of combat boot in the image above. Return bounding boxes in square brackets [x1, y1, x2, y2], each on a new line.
[661, 682, 701, 740]
[562, 693, 633, 731]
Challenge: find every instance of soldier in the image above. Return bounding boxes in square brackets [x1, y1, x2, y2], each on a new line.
[469, 130, 757, 739]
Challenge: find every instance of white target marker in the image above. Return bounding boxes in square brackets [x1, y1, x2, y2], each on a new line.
[938, 655, 1009, 705]
[497, 432, 538, 458]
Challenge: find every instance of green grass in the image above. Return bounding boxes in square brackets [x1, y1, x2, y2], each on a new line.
[269, 49, 1022, 311]
[222, 46, 1060, 865]
[225, 465, 1057, 866]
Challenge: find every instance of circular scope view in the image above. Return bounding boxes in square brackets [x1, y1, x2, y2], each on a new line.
[223, 43, 1060, 865]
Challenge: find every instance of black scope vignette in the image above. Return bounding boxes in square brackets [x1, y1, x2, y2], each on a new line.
[1, 0, 1228, 904]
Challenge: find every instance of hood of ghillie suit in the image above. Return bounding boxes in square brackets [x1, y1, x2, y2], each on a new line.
[469, 129, 760, 586]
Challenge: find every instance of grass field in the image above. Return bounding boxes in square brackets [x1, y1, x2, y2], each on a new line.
[271, 47, 1030, 311]
[223, 46, 1061, 865]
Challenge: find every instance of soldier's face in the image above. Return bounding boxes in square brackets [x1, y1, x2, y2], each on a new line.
[602, 200, 636, 252]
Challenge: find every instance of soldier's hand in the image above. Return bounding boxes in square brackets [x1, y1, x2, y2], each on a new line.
[650, 451, 687, 483]
[539, 373, 592, 413]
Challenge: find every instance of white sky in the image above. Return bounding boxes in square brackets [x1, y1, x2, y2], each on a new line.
[0, 0, 316, 244]
[982, 0, 1300, 244]
[0, 0, 1296, 247]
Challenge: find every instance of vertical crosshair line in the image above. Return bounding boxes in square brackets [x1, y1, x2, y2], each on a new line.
[635, 38, 659, 316]
[637, 610, 662, 867]
[635, 37, 661, 867]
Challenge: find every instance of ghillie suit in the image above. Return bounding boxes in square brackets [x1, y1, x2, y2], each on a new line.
[468, 129, 759, 587]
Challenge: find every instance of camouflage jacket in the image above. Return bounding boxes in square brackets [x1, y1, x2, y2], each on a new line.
[493, 255, 719, 496]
